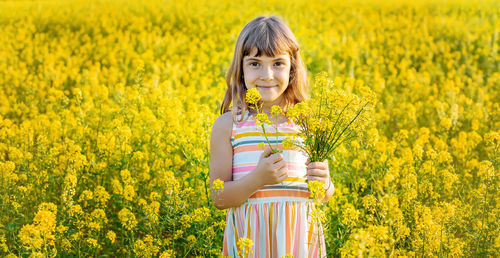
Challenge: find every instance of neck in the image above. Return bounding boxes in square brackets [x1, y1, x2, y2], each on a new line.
[248, 102, 288, 124]
[260, 97, 284, 114]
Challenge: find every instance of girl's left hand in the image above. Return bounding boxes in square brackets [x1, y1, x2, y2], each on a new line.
[305, 158, 331, 189]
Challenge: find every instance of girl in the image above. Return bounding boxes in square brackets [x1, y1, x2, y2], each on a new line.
[210, 16, 334, 257]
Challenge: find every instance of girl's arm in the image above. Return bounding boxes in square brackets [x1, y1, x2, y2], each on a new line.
[323, 178, 334, 203]
[209, 112, 288, 210]
[209, 112, 262, 210]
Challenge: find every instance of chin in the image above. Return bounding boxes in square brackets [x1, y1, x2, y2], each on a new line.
[258, 93, 276, 101]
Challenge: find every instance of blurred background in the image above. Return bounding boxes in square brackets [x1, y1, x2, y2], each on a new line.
[0, 0, 498, 256]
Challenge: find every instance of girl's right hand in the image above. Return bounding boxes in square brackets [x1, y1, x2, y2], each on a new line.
[252, 148, 288, 186]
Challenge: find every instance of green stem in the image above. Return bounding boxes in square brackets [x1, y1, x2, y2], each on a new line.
[261, 124, 275, 152]
[254, 102, 276, 153]
[275, 113, 278, 151]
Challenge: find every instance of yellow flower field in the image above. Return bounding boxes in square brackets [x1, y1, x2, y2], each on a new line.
[0, 0, 498, 256]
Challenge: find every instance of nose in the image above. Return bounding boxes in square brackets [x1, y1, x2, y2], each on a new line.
[260, 65, 273, 80]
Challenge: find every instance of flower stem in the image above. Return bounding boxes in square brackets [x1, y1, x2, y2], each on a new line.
[275, 114, 279, 151]
[261, 124, 275, 153]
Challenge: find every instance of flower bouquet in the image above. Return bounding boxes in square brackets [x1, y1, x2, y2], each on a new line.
[286, 72, 377, 163]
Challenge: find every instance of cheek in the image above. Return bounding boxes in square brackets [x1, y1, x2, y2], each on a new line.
[278, 71, 290, 85]
[243, 69, 258, 82]
[278, 68, 291, 81]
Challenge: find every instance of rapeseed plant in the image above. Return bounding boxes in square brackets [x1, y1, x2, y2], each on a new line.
[287, 72, 376, 163]
[0, 0, 497, 256]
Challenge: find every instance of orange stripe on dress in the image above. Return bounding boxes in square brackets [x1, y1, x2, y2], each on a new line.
[249, 189, 310, 199]
[223, 228, 228, 255]
[233, 144, 263, 154]
[293, 202, 298, 254]
[308, 217, 314, 252]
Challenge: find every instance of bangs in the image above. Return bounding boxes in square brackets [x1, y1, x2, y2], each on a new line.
[241, 21, 298, 57]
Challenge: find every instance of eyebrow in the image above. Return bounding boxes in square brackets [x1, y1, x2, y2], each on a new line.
[244, 57, 288, 62]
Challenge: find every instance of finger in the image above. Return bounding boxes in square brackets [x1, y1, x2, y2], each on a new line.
[278, 171, 288, 182]
[305, 157, 310, 165]
[307, 176, 326, 183]
[307, 169, 328, 177]
[259, 148, 271, 160]
[260, 147, 273, 159]
[277, 166, 288, 177]
[307, 161, 328, 170]
[272, 160, 287, 170]
[308, 162, 327, 169]
[269, 153, 284, 164]
[261, 148, 274, 161]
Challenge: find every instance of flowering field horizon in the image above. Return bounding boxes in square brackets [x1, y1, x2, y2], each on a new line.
[0, 0, 498, 257]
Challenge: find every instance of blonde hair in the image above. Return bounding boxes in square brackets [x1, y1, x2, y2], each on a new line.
[220, 15, 308, 122]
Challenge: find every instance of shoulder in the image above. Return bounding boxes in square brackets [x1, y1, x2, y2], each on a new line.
[211, 111, 234, 138]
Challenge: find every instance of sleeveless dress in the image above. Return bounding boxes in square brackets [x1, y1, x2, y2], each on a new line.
[222, 110, 328, 258]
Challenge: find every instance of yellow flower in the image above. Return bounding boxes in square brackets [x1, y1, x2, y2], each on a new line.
[180, 214, 192, 228]
[440, 117, 452, 130]
[107, 230, 116, 243]
[308, 180, 325, 202]
[282, 137, 294, 149]
[145, 201, 160, 223]
[246, 88, 261, 105]
[237, 237, 254, 257]
[258, 142, 265, 149]
[123, 185, 136, 201]
[149, 191, 160, 201]
[270, 105, 284, 116]
[57, 225, 68, 234]
[120, 169, 132, 183]
[212, 179, 225, 192]
[18, 224, 43, 249]
[28, 252, 44, 258]
[254, 113, 271, 126]
[159, 250, 174, 258]
[86, 238, 99, 248]
[69, 204, 83, 217]
[193, 207, 210, 223]
[111, 179, 123, 195]
[138, 198, 148, 207]
[118, 208, 137, 231]
[89, 209, 107, 231]
[187, 235, 196, 244]
[33, 209, 56, 239]
[78, 190, 93, 205]
[173, 229, 183, 240]
[133, 235, 160, 257]
[94, 186, 110, 206]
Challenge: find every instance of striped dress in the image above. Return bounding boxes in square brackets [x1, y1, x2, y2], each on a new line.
[222, 110, 327, 258]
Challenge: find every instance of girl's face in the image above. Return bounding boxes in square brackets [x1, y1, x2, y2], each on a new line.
[243, 48, 291, 108]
